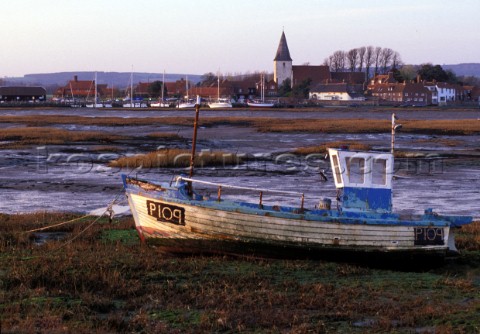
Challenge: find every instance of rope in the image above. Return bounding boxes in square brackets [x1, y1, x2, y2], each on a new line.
[176, 176, 304, 196]
[24, 214, 93, 233]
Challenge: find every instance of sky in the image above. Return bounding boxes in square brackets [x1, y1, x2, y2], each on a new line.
[1, 0, 479, 77]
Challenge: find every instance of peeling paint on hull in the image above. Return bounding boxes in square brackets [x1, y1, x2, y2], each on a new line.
[123, 175, 471, 260]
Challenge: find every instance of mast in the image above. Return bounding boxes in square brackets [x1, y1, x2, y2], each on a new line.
[188, 95, 202, 194]
[162, 69, 165, 102]
[261, 73, 264, 102]
[217, 76, 220, 101]
[130, 66, 134, 106]
[94, 71, 97, 105]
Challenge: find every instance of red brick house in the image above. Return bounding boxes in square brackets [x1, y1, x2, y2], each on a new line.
[370, 82, 431, 105]
[55, 75, 118, 100]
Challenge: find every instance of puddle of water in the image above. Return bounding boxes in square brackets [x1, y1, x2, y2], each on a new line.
[32, 232, 68, 245]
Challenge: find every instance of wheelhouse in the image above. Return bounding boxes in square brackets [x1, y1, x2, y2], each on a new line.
[328, 148, 394, 213]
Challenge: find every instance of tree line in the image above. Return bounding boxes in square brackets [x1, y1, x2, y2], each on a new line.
[323, 46, 402, 78]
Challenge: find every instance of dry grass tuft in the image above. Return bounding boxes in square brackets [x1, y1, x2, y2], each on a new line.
[294, 141, 371, 155]
[108, 148, 241, 168]
[253, 118, 480, 135]
[455, 221, 480, 251]
[0, 127, 126, 148]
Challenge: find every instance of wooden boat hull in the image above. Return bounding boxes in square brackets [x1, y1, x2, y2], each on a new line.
[123, 176, 469, 260]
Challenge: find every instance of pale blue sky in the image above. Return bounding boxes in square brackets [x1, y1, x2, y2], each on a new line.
[1, 0, 479, 77]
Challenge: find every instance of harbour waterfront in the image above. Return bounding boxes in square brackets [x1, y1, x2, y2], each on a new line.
[0, 107, 479, 220]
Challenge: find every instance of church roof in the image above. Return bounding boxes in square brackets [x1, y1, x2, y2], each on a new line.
[274, 31, 292, 61]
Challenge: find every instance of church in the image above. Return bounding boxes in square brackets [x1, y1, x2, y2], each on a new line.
[273, 31, 365, 89]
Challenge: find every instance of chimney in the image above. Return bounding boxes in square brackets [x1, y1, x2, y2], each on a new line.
[416, 74, 421, 83]
[74, 75, 78, 82]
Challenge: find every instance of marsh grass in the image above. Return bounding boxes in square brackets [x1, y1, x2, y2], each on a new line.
[1, 115, 479, 135]
[108, 148, 241, 169]
[456, 221, 480, 251]
[1, 213, 479, 333]
[0, 127, 127, 148]
[294, 141, 372, 155]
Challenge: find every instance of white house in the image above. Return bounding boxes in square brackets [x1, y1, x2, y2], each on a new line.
[309, 83, 365, 101]
[424, 82, 456, 105]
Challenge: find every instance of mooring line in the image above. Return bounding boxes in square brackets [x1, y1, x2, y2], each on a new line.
[24, 214, 93, 233]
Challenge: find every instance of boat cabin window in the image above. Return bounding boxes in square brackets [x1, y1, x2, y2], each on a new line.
[331, 154, 343, 185]
[372, 158, 387, 185]
[346, 157, 365, 184]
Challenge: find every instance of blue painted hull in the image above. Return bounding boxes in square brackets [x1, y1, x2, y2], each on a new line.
[122, 175, 472, 259]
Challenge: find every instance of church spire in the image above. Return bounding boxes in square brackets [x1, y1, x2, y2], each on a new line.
[274, 31, 292, 61]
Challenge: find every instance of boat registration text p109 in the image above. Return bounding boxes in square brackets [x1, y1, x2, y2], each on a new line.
[414, 227, 444, 245]
[146, 200, 185, 225]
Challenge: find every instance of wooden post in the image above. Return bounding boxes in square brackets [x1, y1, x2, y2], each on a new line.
[391, 113, 402, 155]
[188, 96, 202, 195]
[391, 113, 396, 154]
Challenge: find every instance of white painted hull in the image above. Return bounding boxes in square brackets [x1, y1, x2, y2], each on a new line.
[124, 103, 148, 108]
[247, 102, 275, 108]
[85, 103, 104, 108]
[127, 192, 454, 256]
[150, 102, 170, 108]
[177, 103, 196, 108]
[208, 102, 232, 108]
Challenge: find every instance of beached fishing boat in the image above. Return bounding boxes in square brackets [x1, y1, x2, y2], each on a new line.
[122, 100, 472, 259]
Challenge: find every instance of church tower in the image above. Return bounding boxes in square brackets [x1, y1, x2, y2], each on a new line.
[274, 31, 293, 87]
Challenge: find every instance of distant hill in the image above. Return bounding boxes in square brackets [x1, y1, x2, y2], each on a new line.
[442, 63, 480, 78]
[5, 71, 203, 88]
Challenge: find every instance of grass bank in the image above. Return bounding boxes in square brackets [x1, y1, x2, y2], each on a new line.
[0, 127, 127, 148]
[1, 115, 479, 135]
[108, 148, 241, 168]
[1, 213, 479, 333]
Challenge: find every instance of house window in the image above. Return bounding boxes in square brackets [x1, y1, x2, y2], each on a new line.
[405, 93, 408, 96]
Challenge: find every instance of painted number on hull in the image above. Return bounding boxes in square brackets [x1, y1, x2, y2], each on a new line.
[414, 227, 444, 246]
[146, 200, 185, 225]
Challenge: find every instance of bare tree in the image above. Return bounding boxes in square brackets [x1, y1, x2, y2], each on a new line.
[373, 47, 382, 75]
[380, 48, 394, 74]
[331, 50, 346, 72]
[391, 51, 402, 70]
[346, 48, 359, 72]
[357, 46, 366, 72]
[364, 46, 375, 81]
[323, 46, 402, 81]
